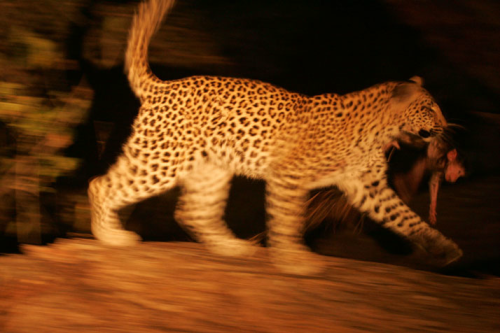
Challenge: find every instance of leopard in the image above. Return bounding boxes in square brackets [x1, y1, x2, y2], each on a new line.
[88, 0, 462, 275]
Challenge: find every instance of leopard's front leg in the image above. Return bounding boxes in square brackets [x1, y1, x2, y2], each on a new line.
[266, 173, 326, 275]
[339, 173, 462, 265]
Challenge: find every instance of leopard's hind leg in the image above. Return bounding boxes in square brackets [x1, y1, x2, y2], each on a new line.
[89, 150, 177, 246]
[175, 163, 258, 257]
[266, 173, 326, 275]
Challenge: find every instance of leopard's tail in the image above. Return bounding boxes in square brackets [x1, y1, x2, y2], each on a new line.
[125, 0, 176, 101]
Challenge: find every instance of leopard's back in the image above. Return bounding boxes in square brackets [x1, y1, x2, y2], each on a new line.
[130, 74, 310, 178]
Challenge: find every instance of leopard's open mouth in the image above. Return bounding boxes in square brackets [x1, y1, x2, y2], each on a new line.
[418, 129, 431, 138]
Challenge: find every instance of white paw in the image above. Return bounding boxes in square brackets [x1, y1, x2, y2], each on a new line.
[93, 228, 142, 247]
[270, 245, 326, 276]
[414, 230, 463, 266]
[426, 237, 463, 266]
[206, 238, 259, 257]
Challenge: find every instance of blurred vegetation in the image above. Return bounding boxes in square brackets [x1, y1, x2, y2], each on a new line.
[0, 1, 93, 246]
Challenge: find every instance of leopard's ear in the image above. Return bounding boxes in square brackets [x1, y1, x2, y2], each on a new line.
[392, 81, 419, 102]
[409, 76, 424, 86]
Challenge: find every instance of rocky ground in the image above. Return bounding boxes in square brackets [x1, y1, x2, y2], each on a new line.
[1, 238, 499, 333]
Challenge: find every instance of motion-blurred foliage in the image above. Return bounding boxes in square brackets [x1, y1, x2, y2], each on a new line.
[8, 26, 59, 69]
[0, 28, 88, 189]
[0, 13, 92, 243]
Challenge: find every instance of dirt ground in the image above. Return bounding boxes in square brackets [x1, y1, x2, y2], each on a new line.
[1, 238, 499, 333]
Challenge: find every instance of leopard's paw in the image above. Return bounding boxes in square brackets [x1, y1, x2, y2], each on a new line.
[93, 228, 142, 247]
[426, 238, 463, 266]
[415, 230, 463, 266]
[270, 245, 326, 276]
[206, 238, 259, 258]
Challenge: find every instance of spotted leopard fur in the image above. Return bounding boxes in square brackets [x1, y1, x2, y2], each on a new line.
[88, 0, 462, 274]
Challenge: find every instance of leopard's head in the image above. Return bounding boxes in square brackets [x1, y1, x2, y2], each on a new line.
[392, 76, 447, 143]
